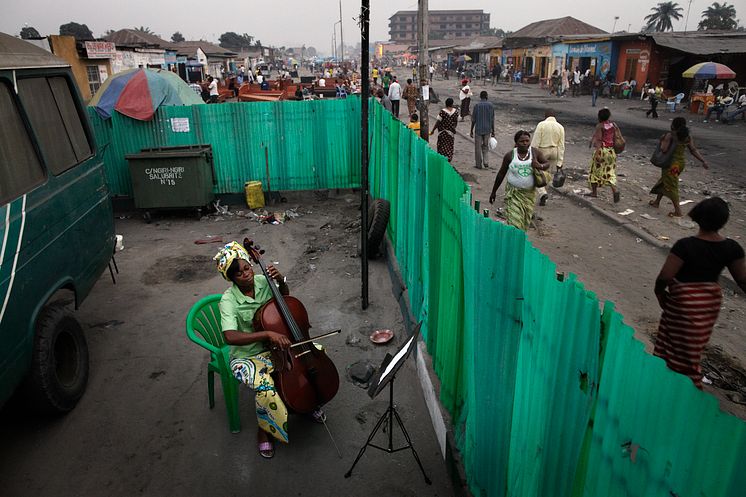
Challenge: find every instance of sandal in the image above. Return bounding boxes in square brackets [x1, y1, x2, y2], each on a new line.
[258, 441, 274, 459]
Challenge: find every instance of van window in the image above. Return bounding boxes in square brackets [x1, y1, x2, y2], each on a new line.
[17, 76, 92, 175]
[0, 82, 45, 204]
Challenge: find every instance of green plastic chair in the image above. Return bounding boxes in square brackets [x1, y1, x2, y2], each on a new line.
[185, 294, 241, 433]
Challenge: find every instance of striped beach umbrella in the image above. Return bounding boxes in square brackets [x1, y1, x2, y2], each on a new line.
[682, 62, 736, 80]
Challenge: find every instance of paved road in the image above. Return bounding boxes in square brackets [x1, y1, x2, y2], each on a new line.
[0, 193, 453, 497]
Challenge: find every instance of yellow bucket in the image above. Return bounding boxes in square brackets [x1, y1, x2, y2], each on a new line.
[244, 181, 265, 209]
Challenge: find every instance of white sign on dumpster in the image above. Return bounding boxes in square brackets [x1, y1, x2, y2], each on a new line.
[170, 118, 190, 132]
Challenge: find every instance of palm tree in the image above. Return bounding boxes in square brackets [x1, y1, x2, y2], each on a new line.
[698, 2, 739, 30]
[645, 2, 684, 31]
[133, 26, 154, 35]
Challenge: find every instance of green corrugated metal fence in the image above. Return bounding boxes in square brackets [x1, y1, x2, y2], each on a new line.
[87, 98, 361, 196]
[368, 100, 746, 497]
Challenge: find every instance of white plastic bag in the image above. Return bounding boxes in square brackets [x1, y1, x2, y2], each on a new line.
[488, 136, 498, 151]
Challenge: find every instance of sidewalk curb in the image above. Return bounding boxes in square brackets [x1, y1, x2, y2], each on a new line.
[549, 186, 742, 294]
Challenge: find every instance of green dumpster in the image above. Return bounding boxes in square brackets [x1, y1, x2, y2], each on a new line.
[126, 145, 215, 219]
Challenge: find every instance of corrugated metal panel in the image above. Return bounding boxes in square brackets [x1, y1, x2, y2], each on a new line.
[367, 98, 746, 497]
[86, 99, 361, 196]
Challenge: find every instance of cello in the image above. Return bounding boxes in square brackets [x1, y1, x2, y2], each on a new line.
[243, 238, 340, 414]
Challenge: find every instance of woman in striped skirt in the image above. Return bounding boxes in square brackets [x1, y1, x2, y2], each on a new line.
[653, 197, 746, 388]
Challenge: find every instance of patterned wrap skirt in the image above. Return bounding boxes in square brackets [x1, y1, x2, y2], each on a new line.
[460, 97, 471, 117]
[437, 130, 455, 162]
[588, 146, 617, 187]
[230, 351, 289, 442]
[650, 161, 685, 203]
[653, 281, 722, 389]
[505, 183, 536, 231]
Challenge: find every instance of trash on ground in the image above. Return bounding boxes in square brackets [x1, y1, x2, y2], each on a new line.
[261, 212, 287, 224]
[573, 188, 592, 195]
[679, 200, 694, 205]
[640, 213, 658, 220]
[115, 234, 125, 252]
[677, 218, 697, 229]
[636, 238, 643, 243]
[213, 199, 229, 215]
[657, 235, 670, 241]
[618, 209, 634, 216]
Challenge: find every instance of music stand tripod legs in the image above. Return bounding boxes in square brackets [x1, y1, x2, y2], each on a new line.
[344, 375, 432, 484]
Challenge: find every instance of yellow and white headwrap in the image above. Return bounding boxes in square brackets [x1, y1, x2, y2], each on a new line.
[214, 241, 252, 281]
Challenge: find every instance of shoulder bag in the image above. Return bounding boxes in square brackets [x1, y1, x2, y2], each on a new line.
[650, 134, 677, 168]
[612, 123, 626, 154]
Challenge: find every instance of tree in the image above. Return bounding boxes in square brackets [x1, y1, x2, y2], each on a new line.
[306, 46, 317, 57]
[644, 2, 684, 31]
[698, 2, 739, 30]
[59, 22, 94, 40]
[20, 26, 41, 39]
[218, 32, 254, 50]
[481, 27, 511, 38]
[171, 31, 185, 43]
[255, 40, 262, 48]
[133, 26, 155, 35]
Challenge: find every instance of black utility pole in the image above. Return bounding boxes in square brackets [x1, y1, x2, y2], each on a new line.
[360, 0, 370, 309]
[417, 0, 429, 142]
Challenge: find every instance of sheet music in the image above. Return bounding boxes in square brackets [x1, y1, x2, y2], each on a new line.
[379, 335, 415, 385]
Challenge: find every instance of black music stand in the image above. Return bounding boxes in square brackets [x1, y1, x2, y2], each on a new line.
[344, 323, 431, 484]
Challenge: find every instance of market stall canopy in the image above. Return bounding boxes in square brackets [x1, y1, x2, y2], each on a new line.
[89, 68, 203, 120]
[682, 62, 736, 80]
[455, 54, 473, 62]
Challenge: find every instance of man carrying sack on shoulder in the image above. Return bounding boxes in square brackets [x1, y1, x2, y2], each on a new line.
[530, 109, 566, 206]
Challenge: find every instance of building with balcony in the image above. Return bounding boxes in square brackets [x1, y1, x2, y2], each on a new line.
[389, 10, 490, 43]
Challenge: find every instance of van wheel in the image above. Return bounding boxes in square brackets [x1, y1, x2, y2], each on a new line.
[25, 304, 89, 414]
[367, 199, 390, 258]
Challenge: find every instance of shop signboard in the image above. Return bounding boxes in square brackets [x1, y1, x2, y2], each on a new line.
[85, 41, 116, 59]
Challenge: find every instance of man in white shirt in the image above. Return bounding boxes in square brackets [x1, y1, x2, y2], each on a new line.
[388, 77, 402, 118]
[531, 109, 565, 206]
[207, 76, 219, 103]
[429, 63, 435, 83]
[572, 67, 581, 96]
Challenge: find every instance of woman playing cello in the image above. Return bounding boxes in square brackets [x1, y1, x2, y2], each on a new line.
[214, 241, 326, 459]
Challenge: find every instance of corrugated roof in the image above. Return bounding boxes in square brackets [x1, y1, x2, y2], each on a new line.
[453, 36, 503, 51]
[169, 41, 237, 57]
[0, 32, 69, 70]
[105, 29, 169, 48]
[652, 32, 746, 54]
[509, 16, 606, 39]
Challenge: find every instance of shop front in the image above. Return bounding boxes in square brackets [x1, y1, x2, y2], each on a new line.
[614, 39, 664, 87]
[523, 45, 552, 79]
[551, 43, 568, 75]
[565, 40, 615, 78]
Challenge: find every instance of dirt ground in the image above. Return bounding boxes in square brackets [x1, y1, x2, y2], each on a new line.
[0, 192, 453, 497]
[423, 77, 746, 417]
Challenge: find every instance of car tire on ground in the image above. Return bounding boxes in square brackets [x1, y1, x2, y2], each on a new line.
[24, 304, 89, 414]
[367, 198, 390, 258]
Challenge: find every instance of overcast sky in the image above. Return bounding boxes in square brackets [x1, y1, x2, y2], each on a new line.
[1, 0, 736, 53]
